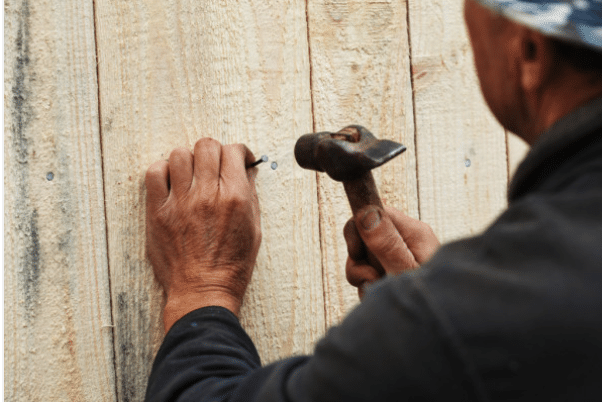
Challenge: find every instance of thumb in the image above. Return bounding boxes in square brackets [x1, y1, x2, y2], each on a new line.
[355, 206, 419, 274]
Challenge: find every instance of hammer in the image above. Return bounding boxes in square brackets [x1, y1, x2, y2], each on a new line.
[294, 125, 406, 276]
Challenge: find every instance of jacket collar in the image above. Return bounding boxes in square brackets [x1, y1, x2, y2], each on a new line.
[508, 95, 602, 202]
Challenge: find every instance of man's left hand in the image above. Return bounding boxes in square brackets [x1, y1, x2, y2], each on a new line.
[145, 138, 262, 333]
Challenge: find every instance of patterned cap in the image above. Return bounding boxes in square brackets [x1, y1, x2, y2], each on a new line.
[474, 0, 602, 51]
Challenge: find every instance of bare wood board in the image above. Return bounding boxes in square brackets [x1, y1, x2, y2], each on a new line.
[407, 0, 509, 243]
[4, 0, 116, 400]
[94, 0, 325, 400]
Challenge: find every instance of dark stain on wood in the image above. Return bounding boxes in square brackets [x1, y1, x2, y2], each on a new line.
[116, 292, 135, 402]
[10, 0, 42, 316]
[116, 287, 154, 402]
[12, 0, 32, 164]
[23, 210, 41, 311]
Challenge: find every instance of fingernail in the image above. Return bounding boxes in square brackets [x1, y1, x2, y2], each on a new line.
[360, 207, 381, 231]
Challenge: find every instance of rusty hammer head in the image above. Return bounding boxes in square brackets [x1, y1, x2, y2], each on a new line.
[294, 125, 406, 181]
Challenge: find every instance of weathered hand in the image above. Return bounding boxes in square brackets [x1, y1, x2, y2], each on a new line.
[344, 206, 440, 299]
[145, 138, 261, 332]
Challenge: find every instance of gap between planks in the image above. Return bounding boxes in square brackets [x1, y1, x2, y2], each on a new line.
[304, 0, 330, 334]
[91, 0, 119, 401]
[405, 0, 421, 221]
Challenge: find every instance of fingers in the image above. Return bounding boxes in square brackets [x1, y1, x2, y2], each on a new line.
[221, 143, 256, 186]
[145, 160, 170, 211]
[193, 138, 222, 188]
[221, 144, 259, 210]
[384, 206, 427, 241]
[168, 148, 194, 198]
[192, 139, 258, 200]
[345, 257, 381, 288]
[384, 206, 440, 264]
[221, 144, 261, 231]
[344, 218, 384, 299]
[354, 206, 419, 274]
[343, 219, 367, 261]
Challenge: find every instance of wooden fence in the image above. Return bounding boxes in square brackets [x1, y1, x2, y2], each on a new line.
[5, 0, 528, 400]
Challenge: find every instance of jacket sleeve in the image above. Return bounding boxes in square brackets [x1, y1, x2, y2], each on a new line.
[144, 274, 480, 402]
[144, 306, 311, 402]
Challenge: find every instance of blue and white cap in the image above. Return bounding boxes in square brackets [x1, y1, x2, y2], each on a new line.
[474, 0, 602, 51]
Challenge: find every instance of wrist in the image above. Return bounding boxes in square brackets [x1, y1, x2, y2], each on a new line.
[163, 290, 242, 333]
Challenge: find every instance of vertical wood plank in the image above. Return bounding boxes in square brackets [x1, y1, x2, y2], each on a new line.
[94, 1, 324, 399]
[307, 0, 419, 325]
[4, 0, 116, 401]
[408, 0, 508, 243]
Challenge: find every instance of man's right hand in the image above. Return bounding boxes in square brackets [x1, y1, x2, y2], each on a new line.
[343, 206, 440, 299]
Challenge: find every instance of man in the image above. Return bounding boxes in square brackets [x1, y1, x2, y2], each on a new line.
[144, 0, 602, 400]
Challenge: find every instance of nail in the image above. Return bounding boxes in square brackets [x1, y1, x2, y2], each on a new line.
[248, 155, 268, 168]
[360, 207, 381, 231]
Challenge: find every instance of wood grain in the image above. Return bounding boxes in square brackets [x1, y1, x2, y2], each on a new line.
[5, 0, 521, 399]
[94, 0, 324, 399]
[407, 0, 508, 243]
[4, 0, 116, 400]
[307, 0, 419, 326]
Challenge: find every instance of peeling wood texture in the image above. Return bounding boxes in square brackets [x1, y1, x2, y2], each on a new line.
[5, 0, 518, 400]
[4, 0, 115, 401]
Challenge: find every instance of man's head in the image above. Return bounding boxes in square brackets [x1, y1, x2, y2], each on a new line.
[464, 0, 602, 144]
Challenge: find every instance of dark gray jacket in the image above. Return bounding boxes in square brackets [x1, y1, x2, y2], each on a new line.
[145, 96, 602, 401]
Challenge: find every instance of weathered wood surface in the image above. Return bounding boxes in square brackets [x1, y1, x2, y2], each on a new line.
[94, 1, 324, 400]
[306, 0, 419, 326]
[4, 0, 116, 401]
[5, 0, 519, 401]
[408, 0, 509, 243]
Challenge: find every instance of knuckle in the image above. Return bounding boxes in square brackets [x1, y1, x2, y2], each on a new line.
[146, 161, 167, 181]
[227, 191, 248, 208]
[345, 259, 359, 286]
[236, 143, 253, 158]
[418, 221, 436, 239]
[221, 144, 235, 157]
[170, 147, 192, 162]
[424, 222, 436, 235]
[151, 203, 172, 227]
[194, 137, 221, 154]
[222, 143, 238, 151]
[224, 143, 250, 161]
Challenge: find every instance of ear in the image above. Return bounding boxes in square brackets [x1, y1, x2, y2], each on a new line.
[518, 29, 555, 92]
